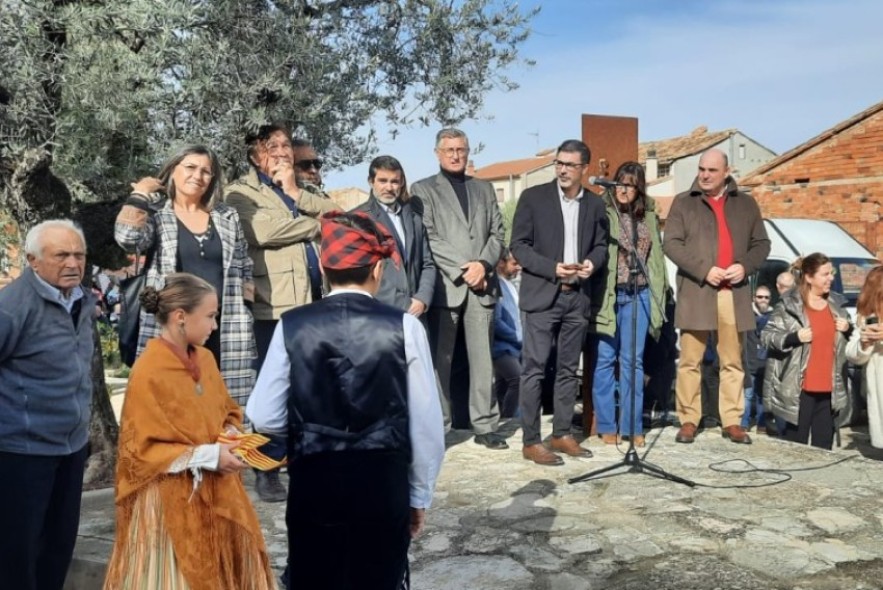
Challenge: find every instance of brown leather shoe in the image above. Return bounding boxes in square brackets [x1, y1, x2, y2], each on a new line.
[600, 433, 618, 445]
[522, 444, 564, 466]
[722, 425, 752, 444]
[549, 435, 593, 458]
[675, 422, 697, 444]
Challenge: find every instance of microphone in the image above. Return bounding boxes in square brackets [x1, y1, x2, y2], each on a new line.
[588, 176, 621, 189]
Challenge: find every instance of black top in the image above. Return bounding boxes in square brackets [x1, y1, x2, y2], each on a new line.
[176, 218, 224, 311]
[440, 168, 469, 218]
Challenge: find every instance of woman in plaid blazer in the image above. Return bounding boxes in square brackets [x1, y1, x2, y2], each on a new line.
[114, 145, 256, 407]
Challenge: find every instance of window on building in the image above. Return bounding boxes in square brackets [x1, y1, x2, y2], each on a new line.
[495, 188, 505, 203]
[739, 144, 746, 159]
[657, 164, 671, 178]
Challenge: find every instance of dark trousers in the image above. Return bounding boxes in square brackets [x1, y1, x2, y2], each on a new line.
[287, 451, 410, 590]
[253, 318, 287, 461]
[0, 445, 88, 590]
[784, 391, 834, 450]
[493, 354, 522, 418]
[520, 290, 588, 446]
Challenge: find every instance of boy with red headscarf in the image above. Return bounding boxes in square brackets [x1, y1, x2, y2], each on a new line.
[247, 211, 445, 589]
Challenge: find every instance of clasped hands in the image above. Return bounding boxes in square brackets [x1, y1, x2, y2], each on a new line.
[704, 264, 745, 286]
[460, 261, 489, 292]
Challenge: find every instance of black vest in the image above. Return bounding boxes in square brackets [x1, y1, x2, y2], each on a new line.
[282, 293, 411, 460]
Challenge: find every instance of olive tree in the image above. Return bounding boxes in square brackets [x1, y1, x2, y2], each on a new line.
[0, 0, 538, 485]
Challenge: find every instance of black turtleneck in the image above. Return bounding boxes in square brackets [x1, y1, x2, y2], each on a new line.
[440, 168, 469, 218]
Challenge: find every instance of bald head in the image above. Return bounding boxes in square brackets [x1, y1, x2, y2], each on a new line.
[697, 149, 730, 197]
[776, 271, 795, 295]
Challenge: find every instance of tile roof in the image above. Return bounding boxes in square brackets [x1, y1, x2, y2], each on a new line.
[741, 99, 883, 186]
[473, 154, 555, 180]
[639, 126, 737, 165]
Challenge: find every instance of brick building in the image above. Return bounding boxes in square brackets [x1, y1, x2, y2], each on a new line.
[742, 100, 883, 258]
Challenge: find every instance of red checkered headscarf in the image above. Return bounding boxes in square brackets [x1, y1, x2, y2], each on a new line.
[320, 211, 401, 270]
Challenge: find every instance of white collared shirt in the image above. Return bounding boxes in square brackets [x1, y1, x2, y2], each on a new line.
[557, 183, 584, 266]
[378, 199, 407, 256]
[246, 288, 445, 509]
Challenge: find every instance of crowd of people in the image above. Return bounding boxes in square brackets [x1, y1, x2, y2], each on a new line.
[2, 126, 882, 589]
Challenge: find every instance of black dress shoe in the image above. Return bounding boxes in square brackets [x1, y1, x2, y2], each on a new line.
[474, 433, 509, 450]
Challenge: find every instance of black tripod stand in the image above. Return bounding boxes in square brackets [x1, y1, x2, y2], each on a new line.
[570, 192, 694, 487]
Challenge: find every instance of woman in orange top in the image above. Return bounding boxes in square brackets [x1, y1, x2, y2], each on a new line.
[762, 253, 851, 449]
[103, 273, 276, 590]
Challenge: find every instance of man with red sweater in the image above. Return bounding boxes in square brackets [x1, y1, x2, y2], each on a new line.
[663, 149, 770, 444]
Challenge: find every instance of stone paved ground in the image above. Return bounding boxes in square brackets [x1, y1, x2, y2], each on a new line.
[69, 414, 883, 590]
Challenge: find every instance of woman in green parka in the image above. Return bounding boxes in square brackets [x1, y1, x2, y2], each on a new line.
[591, 161, 669, 446]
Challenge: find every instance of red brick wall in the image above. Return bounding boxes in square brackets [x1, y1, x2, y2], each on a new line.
[746, 108, 883, 259]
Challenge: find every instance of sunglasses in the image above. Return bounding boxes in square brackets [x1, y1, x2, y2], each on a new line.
[755, 295, 770, 300]
[295, 159, 323, 171]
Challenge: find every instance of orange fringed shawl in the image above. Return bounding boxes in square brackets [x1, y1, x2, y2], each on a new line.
[103, 339, 276, 590]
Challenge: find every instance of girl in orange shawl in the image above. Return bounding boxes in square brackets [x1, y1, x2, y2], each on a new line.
[103, 273, 276, 590]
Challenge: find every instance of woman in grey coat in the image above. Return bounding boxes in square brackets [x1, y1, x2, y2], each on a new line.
[761, 253, 851, 449]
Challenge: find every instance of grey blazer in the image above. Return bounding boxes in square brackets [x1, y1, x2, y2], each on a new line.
[354, 195, 436, 311]
[410, 172, 504, 308]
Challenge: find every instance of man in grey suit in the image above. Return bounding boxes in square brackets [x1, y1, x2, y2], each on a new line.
[411, 128, 507, 450]
[354, 155, 436, 316]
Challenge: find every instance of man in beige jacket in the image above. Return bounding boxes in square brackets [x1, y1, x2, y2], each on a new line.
[226, 123, 340, 501]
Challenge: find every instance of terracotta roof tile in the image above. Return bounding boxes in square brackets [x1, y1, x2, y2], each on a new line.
[741, 99, 883, 185]
[473, 155, 555, 180]
[639, 126, 737, 165]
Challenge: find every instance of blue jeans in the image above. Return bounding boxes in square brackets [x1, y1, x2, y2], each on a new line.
[592, 287, 651, 435]
[741, 373, 767, 429]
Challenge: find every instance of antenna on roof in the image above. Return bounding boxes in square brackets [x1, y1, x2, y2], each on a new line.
[527, 130, 539, 152]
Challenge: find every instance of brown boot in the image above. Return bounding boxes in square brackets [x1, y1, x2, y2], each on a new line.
[722, 425, 752, 444]
[549, 435, 593, 458]
[522, 444, 564, 466]
[675, 422, 697, 444]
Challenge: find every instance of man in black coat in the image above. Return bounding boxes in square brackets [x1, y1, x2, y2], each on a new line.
[510, 139, 608, 465]
[354, 155, 436, 318]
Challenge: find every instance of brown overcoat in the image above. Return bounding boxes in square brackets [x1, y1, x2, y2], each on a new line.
[663, 177, 770, 332]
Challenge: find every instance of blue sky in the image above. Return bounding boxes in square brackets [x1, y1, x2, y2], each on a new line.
[327, 0, 883, 191]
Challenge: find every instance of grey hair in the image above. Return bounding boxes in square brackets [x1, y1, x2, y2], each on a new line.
[24, 219, 87, 259]
[435, 128, 469, 149]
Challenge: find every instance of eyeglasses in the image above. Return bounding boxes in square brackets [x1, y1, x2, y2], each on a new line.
[295, 159, 323, 171]
[438, 147, 469, 157]
[180, 163, 214, 178]
[755, 295, 770, 300]
[553, 160, 585, 170]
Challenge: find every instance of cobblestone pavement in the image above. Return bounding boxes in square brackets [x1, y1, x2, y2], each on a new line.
[71, 416, 883, 590]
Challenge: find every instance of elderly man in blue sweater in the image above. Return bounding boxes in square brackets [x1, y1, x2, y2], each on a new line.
[0, 219, 95, 590]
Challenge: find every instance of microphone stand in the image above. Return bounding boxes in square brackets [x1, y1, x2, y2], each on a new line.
[570, 191, 694, 487]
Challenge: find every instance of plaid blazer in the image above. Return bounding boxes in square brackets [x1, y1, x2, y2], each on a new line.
[114, 199, 257, 405]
